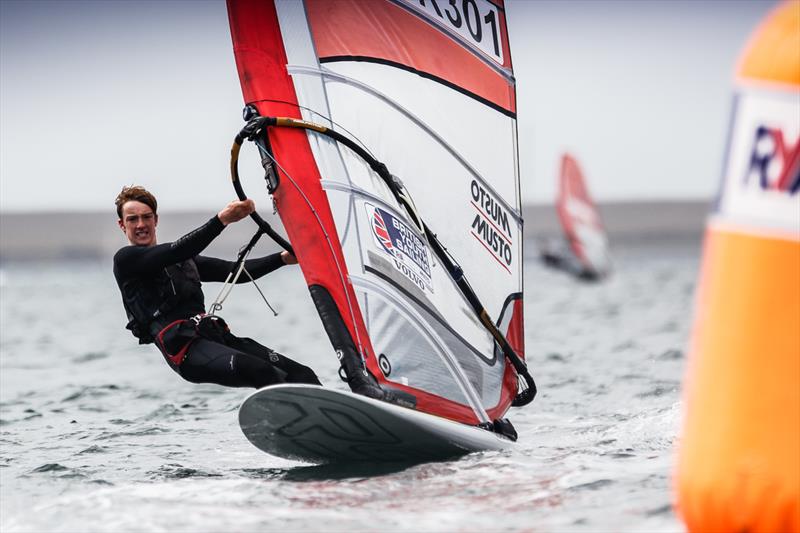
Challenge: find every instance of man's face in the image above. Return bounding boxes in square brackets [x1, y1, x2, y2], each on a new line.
[118, 200, 158, 247]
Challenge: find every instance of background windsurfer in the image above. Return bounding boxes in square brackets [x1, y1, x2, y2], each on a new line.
[112, 185, 320, 389]
[538, 154, 612, 281]
[538, 239, 602, 281]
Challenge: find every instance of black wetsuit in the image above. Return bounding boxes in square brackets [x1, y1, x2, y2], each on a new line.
[113, 215, 320, 388]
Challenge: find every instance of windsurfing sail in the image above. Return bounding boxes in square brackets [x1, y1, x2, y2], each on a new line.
[226, 0, 529, 426]
[542, 153, 611, 280]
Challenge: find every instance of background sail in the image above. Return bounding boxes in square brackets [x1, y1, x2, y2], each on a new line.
[557, 153, 611, 277]
[227, 0, 523, 425]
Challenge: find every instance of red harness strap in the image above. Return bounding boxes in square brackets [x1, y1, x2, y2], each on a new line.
[156, 319, 196, 366]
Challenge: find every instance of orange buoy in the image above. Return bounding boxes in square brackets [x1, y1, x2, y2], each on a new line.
[675, 2, 800, 532]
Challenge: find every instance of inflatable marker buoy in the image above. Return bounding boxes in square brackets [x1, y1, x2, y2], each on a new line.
[675, 2, 800, 532]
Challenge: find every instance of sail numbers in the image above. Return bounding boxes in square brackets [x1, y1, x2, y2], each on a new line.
[398, 0, 505, 65]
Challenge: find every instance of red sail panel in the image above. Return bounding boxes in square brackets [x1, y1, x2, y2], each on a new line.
[304, 0, 516, 116]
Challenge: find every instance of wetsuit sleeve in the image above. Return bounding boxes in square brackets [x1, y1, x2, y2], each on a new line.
[195, 253, 285, 283]
[114, 216, 226, 277]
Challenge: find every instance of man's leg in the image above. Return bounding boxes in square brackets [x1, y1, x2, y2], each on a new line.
[179, 338, 294, 389]
[226, 336, 321, 385]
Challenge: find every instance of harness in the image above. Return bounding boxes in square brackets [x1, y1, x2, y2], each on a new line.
[121, 264, 190, 345]
[150, 233, 276, 367]
[155, 314, 231, 366]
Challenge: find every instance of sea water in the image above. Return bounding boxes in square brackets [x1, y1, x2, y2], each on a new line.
[0, 238, 698, 532]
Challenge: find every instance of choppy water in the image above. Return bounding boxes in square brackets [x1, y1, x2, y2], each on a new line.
[0, 238, 699, 532]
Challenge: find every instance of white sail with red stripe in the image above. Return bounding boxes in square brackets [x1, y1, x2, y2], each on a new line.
[227, 0, 525, 426]
[556, 153, 611, 278]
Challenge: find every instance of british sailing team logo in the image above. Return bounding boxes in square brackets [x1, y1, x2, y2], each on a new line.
[469, 179, 513, 274]
[367, 204, 433, 294]
[372, 209, 395, 254]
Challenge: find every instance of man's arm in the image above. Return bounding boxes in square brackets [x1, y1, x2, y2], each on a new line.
[195, 253, 286, 283]
[115, 216, 226, 277]
[114, 200, 257, 277]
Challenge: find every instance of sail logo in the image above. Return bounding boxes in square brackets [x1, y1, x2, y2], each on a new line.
[717, 89, 799, 233]
[368, 204, 433, 293]
[743, 125, 800, 195]
[470, 180, 512, 273]
[372, 209, 396, 254]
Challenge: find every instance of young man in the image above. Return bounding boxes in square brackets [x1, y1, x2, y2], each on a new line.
[113, 185, 320, 388]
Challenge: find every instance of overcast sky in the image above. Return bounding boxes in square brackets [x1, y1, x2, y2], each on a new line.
[0, 0, 776, 212]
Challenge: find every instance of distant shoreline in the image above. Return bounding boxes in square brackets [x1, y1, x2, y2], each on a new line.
[0, 201, 708, 262]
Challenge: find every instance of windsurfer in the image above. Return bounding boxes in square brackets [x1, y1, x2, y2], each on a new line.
[112, 185, 320, 388]
[539, 239, 601, 281]
[539, 154, 611, 281]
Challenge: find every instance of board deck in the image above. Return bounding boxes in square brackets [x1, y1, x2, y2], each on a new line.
[239, 384, 513, 464]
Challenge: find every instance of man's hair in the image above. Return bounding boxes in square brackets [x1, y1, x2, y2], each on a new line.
[115, 185, 157, 219]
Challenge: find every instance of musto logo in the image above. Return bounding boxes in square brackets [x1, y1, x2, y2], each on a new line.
[745, 125, 800, 195]
[470, 180, 513, 273]
[368, 204, 433, 293]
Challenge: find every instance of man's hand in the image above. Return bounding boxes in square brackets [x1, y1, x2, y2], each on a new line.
[281, 251, 298, 265]
[217, 199, 255, 226]
[239, 116, 270, 141]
